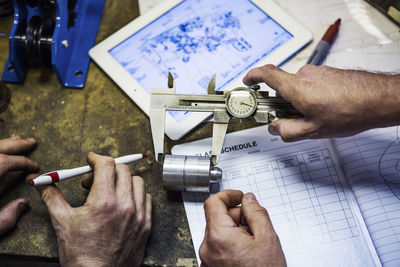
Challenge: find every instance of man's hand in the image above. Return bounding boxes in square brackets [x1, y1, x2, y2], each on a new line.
[200, 190, 286, 267]
[243, 64, 400, 141]
[27, 152, 152, 267]
[0, 136, 38, 235]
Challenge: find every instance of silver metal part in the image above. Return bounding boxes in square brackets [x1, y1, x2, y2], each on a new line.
[162, 155, 222, 192]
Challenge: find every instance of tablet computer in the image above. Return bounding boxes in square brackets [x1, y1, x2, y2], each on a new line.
[89, 0, 312, 140]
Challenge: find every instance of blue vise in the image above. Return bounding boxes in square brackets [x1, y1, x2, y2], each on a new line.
[2, 0, 105, 88]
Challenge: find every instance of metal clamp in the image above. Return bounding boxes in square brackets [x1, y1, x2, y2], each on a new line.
[2, 0, 105, 88]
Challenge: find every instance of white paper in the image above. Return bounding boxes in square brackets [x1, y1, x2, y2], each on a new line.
[333, 127, 400, 267]
[275, 0, 400, 73]
[325, 41, 400, 72]
[173, 126, 380, 266]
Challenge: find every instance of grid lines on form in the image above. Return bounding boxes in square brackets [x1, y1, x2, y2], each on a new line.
[221, 148, 359, 251]
[334, 127, 400, 267]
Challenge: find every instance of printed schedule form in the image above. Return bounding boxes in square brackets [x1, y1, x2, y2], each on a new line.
[173, 126, 380, 266]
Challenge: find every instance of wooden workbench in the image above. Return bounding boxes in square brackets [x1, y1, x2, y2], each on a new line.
[0, 0, 257, 265]
[0, 1, 200, 265]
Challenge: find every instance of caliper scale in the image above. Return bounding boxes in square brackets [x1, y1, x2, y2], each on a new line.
[150, 73, 300, 192]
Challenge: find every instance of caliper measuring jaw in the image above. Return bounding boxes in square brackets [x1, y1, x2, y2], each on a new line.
[151, 73, 231, 166]
[150, 73, 299, 192]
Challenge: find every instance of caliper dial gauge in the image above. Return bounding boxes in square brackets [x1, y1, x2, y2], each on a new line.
[225, 88, 257, 118]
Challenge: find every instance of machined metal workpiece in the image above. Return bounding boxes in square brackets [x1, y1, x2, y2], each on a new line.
[163, 155, 222, 192]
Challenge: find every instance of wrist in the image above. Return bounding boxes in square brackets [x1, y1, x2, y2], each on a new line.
[358, 72, 400, 129]
[376, 74, 400, 127]
[61, 257, 109, 267]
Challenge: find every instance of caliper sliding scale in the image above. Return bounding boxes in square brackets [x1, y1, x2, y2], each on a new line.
[150, 73, 300, 166]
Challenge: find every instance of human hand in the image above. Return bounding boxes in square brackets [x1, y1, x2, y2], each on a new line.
[199, 190, 286, 267]
[243, 64, 400, 141]
[0, 136, 38, 235]
[27, 152, 152, 267]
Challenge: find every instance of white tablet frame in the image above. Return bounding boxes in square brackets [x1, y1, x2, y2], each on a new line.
[89, 0, 312, 140]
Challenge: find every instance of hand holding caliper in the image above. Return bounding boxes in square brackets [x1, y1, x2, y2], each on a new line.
[150, 73, 300, 165]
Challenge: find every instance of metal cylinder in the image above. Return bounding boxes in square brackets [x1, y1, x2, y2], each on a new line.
[162, 155, 222, 192]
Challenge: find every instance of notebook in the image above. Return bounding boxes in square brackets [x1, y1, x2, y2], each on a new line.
[172, 42, 400, 266]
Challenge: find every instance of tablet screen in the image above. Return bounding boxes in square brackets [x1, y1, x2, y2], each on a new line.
[109, 0, 293, 122]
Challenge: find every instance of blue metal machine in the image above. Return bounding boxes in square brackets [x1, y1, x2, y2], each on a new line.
[2, 0, 106, 88]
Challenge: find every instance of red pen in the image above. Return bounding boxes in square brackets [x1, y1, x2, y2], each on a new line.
[307, 18, 341, 65]
[31, 153, 147, 186]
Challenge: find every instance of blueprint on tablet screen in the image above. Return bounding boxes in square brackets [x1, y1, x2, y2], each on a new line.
[109, 0, 292, 121]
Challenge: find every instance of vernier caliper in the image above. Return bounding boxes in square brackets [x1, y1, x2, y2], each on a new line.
[151, 73, 299, 160]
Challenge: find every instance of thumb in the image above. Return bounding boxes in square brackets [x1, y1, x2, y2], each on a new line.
[241, 193, 274, 239]
[26, 174, 71, 219]
[37, 186, 71, 218]
[0, 198, 29, 235]
[269, 117, 317, 142]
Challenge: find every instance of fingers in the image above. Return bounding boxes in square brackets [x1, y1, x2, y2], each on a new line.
[130, 179, 152, 263]
[26, 174, 71, 218]
[227, 206, 241, 225]
[204, 190, 243, 227]
[0, 198, 29, 235]
[132, 176, 146, 219]
[143, 193, 152, 238]
[115, 164, 133, 201]
[0, 154, 39, 177]
[81, 173, 93, 190]
[269, 118, 317, 142]
[243, 64, 295, 100]
[130, 192, 152, 267]
[86, 152, 116, 201]
[83, 165, 135, 202]
[0, 136, 37, 155]
[241, 193, 275, 239]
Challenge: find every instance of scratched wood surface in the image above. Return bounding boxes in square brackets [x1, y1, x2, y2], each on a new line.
[0, 0, 259, 265]
[0, 0, 207, 265]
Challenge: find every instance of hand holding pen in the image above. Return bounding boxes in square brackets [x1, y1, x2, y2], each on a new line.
[31, 153, 147, 186]
[27, 152, 152, 266]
